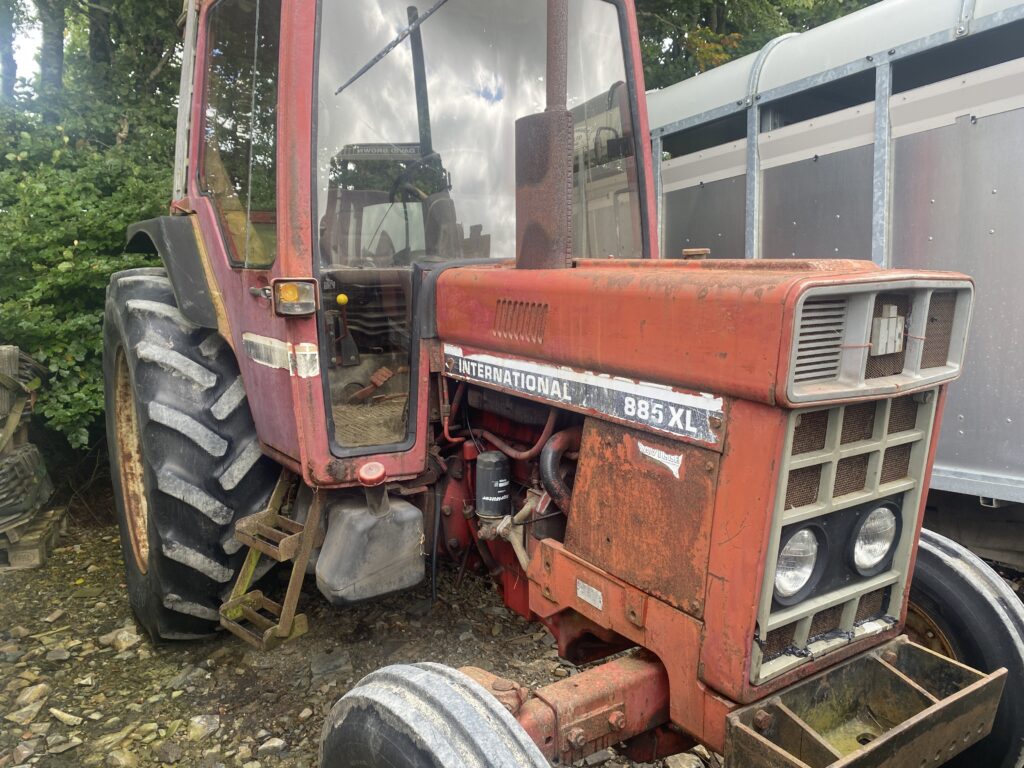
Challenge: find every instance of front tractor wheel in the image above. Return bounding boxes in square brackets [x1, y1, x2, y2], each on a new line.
[909, 528, 1024, 768]
[103, 268, 277, 640]
[320, 664, 548, 768]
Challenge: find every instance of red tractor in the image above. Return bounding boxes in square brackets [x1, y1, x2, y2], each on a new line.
[104, 0, 1024, 765]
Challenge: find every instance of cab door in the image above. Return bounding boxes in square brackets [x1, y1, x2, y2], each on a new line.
[186, 0, 308, 467]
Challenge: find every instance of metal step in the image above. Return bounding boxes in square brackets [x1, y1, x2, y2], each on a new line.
[234, 510, 311, 562]
[219, 590, 309, 650]
[219, 472, 324, 651]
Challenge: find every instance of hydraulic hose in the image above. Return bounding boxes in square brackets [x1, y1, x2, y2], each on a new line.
[539, 426, 581, 514]
[471, 408, 558, 462]
[442, 382, 467, 444]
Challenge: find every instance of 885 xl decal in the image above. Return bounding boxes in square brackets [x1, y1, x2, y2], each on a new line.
[444, 345, 725, 447]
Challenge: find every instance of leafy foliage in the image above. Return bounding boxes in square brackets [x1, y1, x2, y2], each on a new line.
[0, 0, 180, 448]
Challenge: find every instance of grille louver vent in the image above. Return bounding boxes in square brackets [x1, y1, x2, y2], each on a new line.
[793, 299, 847, 383]
[493, 300, 549, 344]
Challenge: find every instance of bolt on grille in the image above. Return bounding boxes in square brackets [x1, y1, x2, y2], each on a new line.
[757, 392, 938, 686]
[789, 281, 971, 405]
[921, 291, 956, 369]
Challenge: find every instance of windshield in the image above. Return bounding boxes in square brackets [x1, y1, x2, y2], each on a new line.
[314, 0, 642, 453]
[315, 0, 642, 268]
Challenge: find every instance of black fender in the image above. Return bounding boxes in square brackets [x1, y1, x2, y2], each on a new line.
[126, 216, 219, 329]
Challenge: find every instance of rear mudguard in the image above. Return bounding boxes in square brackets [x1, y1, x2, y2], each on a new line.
[126, 216, 218, 330]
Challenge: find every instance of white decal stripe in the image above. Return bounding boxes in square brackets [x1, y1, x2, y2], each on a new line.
[242, 333, 320, 379]
[443, 344, 723, 412]
[243, 333, 291, 371]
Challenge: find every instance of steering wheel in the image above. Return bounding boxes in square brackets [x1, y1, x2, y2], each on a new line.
[388, 153, 448, 203]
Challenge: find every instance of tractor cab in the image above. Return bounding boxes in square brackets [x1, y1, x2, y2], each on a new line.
[306, 0, 648, 460]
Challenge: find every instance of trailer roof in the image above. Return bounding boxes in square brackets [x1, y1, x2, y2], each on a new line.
[647, 0, 1024, 133]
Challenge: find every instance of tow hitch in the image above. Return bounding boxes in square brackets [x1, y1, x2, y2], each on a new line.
[726, 636, 1005, 767]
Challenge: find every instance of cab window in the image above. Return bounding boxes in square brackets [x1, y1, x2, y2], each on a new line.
[200, 0, 281, 268]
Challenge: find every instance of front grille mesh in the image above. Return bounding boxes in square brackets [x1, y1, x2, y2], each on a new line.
[809, 605, 844, 641]
[881, 443, 913, 484]
[855, 588, 890, 624]
[865, 294, 910, 379]
[792, 410, 828, 455]
[760, 392, 936, 685]
[888, 396, 919, 434]
[790, 284, 969, 404]
[834, 454, 869, 497]
[786, 465, 821, 509]
[841, 402, 876, 444]
[921, 292, 956, 369]
[763, 624, 797, 661]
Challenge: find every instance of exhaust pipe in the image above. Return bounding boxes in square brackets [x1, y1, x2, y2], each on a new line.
[514, 0, 574, 270]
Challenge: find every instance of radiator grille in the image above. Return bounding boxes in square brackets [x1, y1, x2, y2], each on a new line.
[792, 410, 828, 455]
[789, 282, 970, 405]
[855, 588, 890, 625]
[841, 402, 877, 444]
[881, 444, 913, 484]
[762, 625, 797, 661]
[493, 300, 548, 344]
[786, 465, 822, 509]
[834, 454, 869, 497]
[757, 392, 938, 686]
[793, 299, 847, 383]
[921, 292, 956, 369]
[809, 605, 845, 642]
[888, 396, 919, 434]
[866, 294, 910, 379]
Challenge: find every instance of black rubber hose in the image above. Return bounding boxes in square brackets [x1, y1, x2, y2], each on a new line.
[539, 426, 581, 514]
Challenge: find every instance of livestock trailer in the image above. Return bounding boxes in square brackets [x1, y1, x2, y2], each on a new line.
[647, 0, 1024, 568]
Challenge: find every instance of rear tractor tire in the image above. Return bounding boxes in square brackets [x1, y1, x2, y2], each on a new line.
[320, 663, 548, 768]
[909, 528, 1024, 768]
[103, 268, 277, 640]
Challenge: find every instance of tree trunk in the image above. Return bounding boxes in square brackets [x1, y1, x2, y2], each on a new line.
[35, 0, 66, 98]
[0, 0, 15, 102]
[88, 4, 112, 69]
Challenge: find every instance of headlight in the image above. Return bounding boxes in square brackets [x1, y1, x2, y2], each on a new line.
[852, 506, 898, 574]
[775, 528, 821, 601]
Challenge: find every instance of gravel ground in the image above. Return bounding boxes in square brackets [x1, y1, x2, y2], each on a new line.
[0, 520, 717, 768]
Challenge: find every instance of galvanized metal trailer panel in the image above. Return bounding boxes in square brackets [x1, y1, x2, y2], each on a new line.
[648, 0, 1024, 504]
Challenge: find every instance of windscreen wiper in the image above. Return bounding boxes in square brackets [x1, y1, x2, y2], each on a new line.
[334, 0, 450, 96]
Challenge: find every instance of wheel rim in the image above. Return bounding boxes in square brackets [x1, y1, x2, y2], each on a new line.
[113, 346, 149, 574]
[905, 600, 957, 658]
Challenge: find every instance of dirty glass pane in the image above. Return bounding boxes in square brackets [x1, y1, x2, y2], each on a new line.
[316, 0, 640, 450]
[201, 0, 280, 268]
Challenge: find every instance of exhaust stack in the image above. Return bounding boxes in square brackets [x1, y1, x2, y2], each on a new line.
[514, 0, 574, 270]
